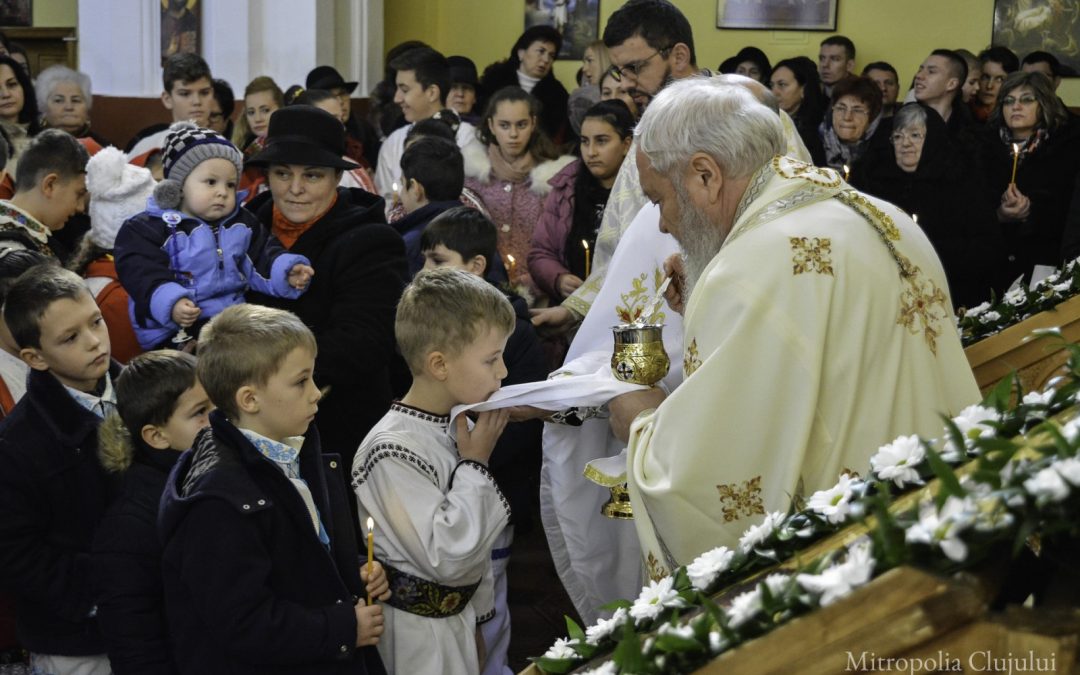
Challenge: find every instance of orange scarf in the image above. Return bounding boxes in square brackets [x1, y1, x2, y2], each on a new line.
[271, 193, 339, 249]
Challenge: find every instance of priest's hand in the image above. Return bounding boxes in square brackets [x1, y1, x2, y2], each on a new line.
[609, 388, 667, 443]
[663, 253, 688, 316]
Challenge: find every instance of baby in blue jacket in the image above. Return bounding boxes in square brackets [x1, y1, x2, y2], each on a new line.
[115, 122, 313, 349]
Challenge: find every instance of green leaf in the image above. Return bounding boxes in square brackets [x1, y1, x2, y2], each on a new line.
[600, 599, 633, 611]
[924, 442, 966, 507]
[655, 631, 704, 653]
[565, 616, 585, 644]
[983, 371, 1017, 411]
[1012, 515, 1038, 558]
[612, 622, 652, 673]
[530, 656, 580, 674]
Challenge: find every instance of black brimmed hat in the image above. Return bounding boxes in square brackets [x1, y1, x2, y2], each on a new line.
[245, 106, 355, 170]
[305, 65, 358, 95]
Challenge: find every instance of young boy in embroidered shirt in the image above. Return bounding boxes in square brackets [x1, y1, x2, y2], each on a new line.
[114, 122, 314, 349]
[0, 130, 89, 258]
[0, 264, 118, 675]
[352, 267, 514, 675]
[158, 303, 389, 675]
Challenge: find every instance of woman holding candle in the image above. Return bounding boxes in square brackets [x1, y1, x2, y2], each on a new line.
[464, 86, 574, 306]
[528, 100, 634, 301]
[980, 71, 1080, 282]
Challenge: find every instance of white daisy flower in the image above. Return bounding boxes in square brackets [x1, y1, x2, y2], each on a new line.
[1053, 456, 1080, 486]
[807, 474, 859, 524]
[965, 301, 991, 317]
[543, 637, 578, 660]
[905, 496, 973, 562]
[870, 434, 925, 487]
[579, 662, 617, 675]
[686, 546, 735, 591]
[629, 576, 686, 624]
[737, 511, 787, 554]
[725, 588, 762, 628]
[1024, 466, 1070, 504]
[1022, 389, 1055, 407]
[585, 607, 628, 645]
[979, 310, 1002, 323]
[1004, 287, 1026, 306]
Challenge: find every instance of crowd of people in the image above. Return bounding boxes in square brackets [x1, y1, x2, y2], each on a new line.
[0, 0, 1073, 673]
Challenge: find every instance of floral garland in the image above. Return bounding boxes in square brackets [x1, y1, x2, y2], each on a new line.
[958, 257, 1080, 347]
[533, 331, 1080, 675]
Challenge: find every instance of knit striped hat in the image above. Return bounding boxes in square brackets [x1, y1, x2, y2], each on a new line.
[152, 121, 243, 210]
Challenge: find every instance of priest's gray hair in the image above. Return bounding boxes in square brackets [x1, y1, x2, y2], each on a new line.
[635, 76, 784, 180]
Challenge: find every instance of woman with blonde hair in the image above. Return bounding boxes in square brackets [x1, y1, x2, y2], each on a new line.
[231, 76, 284, 154]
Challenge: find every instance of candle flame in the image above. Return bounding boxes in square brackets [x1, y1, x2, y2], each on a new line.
[843, 164, 850, 175]
[1012, 143, 1020, 154]
[391, 182, 400, 192]
[582, 239, 589, 252]
[912, 214, 919, 225]
[366, 517, 374, 533]
[507, 254, 516, 264]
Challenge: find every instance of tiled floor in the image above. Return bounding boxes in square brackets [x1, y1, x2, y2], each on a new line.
[505, 508, 582, 673]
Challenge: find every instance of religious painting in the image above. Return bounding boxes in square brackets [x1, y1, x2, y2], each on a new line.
[161, 0, 200, 66]
[993, 0, 1080, 75]
[524, 0, 600, 60]
[717, 0, 838, 31]
[0, 0, 32, 27]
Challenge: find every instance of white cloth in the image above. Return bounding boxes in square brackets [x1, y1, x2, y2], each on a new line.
[540, 204, 683, 623]
[374, 120, 483, 210]
[0, 348, 28, 405]
[627, 157, 981, 572]
[125, 129, 169, 163]
[28, 653, 111, 675]
[352, 403, 511, 675]
[479, 526, 513, 675]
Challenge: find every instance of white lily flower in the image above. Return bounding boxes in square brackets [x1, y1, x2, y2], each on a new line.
[585, 607, 628, 645]
[1024, 466, 1070, 504]
[686, 546, 735, 591]
[737, 511, 786, 554]
[807, 474, 858, 524]
[543, 637, 579, 660]
[870, 434, 926, 487]
[629, 576, 686, 623]
[905, 496, 972, 562]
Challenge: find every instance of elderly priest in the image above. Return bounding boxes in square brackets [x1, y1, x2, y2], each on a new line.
[608, 77, 980, 577]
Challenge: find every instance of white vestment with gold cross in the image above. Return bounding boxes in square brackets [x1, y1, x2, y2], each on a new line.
[626, 157, 981, 575]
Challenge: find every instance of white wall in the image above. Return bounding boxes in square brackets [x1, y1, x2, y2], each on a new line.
[78, 0, 383, 97]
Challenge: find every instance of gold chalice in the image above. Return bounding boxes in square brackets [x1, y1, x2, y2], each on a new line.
[611, 323, 670, 386]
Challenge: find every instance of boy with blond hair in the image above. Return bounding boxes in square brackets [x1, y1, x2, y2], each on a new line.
[158, 303, 388, 675]
[352, 267, 514, 675]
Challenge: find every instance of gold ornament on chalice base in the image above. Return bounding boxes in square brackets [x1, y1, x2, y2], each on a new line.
[597, 323, 671, 519]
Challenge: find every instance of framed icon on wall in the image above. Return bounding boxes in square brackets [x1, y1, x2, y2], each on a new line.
[161, 0, 200, 66]
[717, 0, 839, 31]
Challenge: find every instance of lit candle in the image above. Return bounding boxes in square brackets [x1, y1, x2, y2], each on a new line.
[1010, 143, 1020, 185]
[506, 254, 516, 280]
[366, 517, 374, 604]
[842, 164, 850, 182]
[391, 182, 400, 206]
[582, 239, 591, 278]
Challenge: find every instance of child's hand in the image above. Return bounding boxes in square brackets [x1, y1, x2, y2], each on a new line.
[288, 264, 315, 289]
[171, 298, 201, 327]
[360, 560, 391, 602]
[354, 599, 384, 647]
[455, 409, 510, 466]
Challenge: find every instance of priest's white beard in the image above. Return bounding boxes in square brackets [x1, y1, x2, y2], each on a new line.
[674, 183, 725, 300]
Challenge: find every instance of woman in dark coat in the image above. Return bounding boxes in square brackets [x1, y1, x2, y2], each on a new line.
[770, 56, 827, 166]
[480, 25, 570, 146]
[854, 102, 1004, 308]
[245, 105, 409, 467]
[980, 70, 1080, 283]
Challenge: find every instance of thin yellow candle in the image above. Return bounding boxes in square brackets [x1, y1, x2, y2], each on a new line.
[1010, 143, 1020, 185]
[366, 517, 374, 604]
[506, 254, 516, 280]
[582, 239, 591, 278]
[842, 164, 850, 182]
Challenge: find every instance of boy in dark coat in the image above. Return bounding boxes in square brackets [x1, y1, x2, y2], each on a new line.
[0, 265, 118, 674]
[158, 304, 389, 675]
[91, 350, 211, 675]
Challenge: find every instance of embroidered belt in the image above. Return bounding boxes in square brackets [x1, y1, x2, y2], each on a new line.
[384, 563, 479, 618]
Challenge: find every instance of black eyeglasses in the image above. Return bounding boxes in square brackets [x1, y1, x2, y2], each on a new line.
[611, 47, 672, 82]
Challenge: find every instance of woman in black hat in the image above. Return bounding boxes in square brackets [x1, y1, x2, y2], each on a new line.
[246, 105, 408, 470]
[479, 25, 570, 145]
